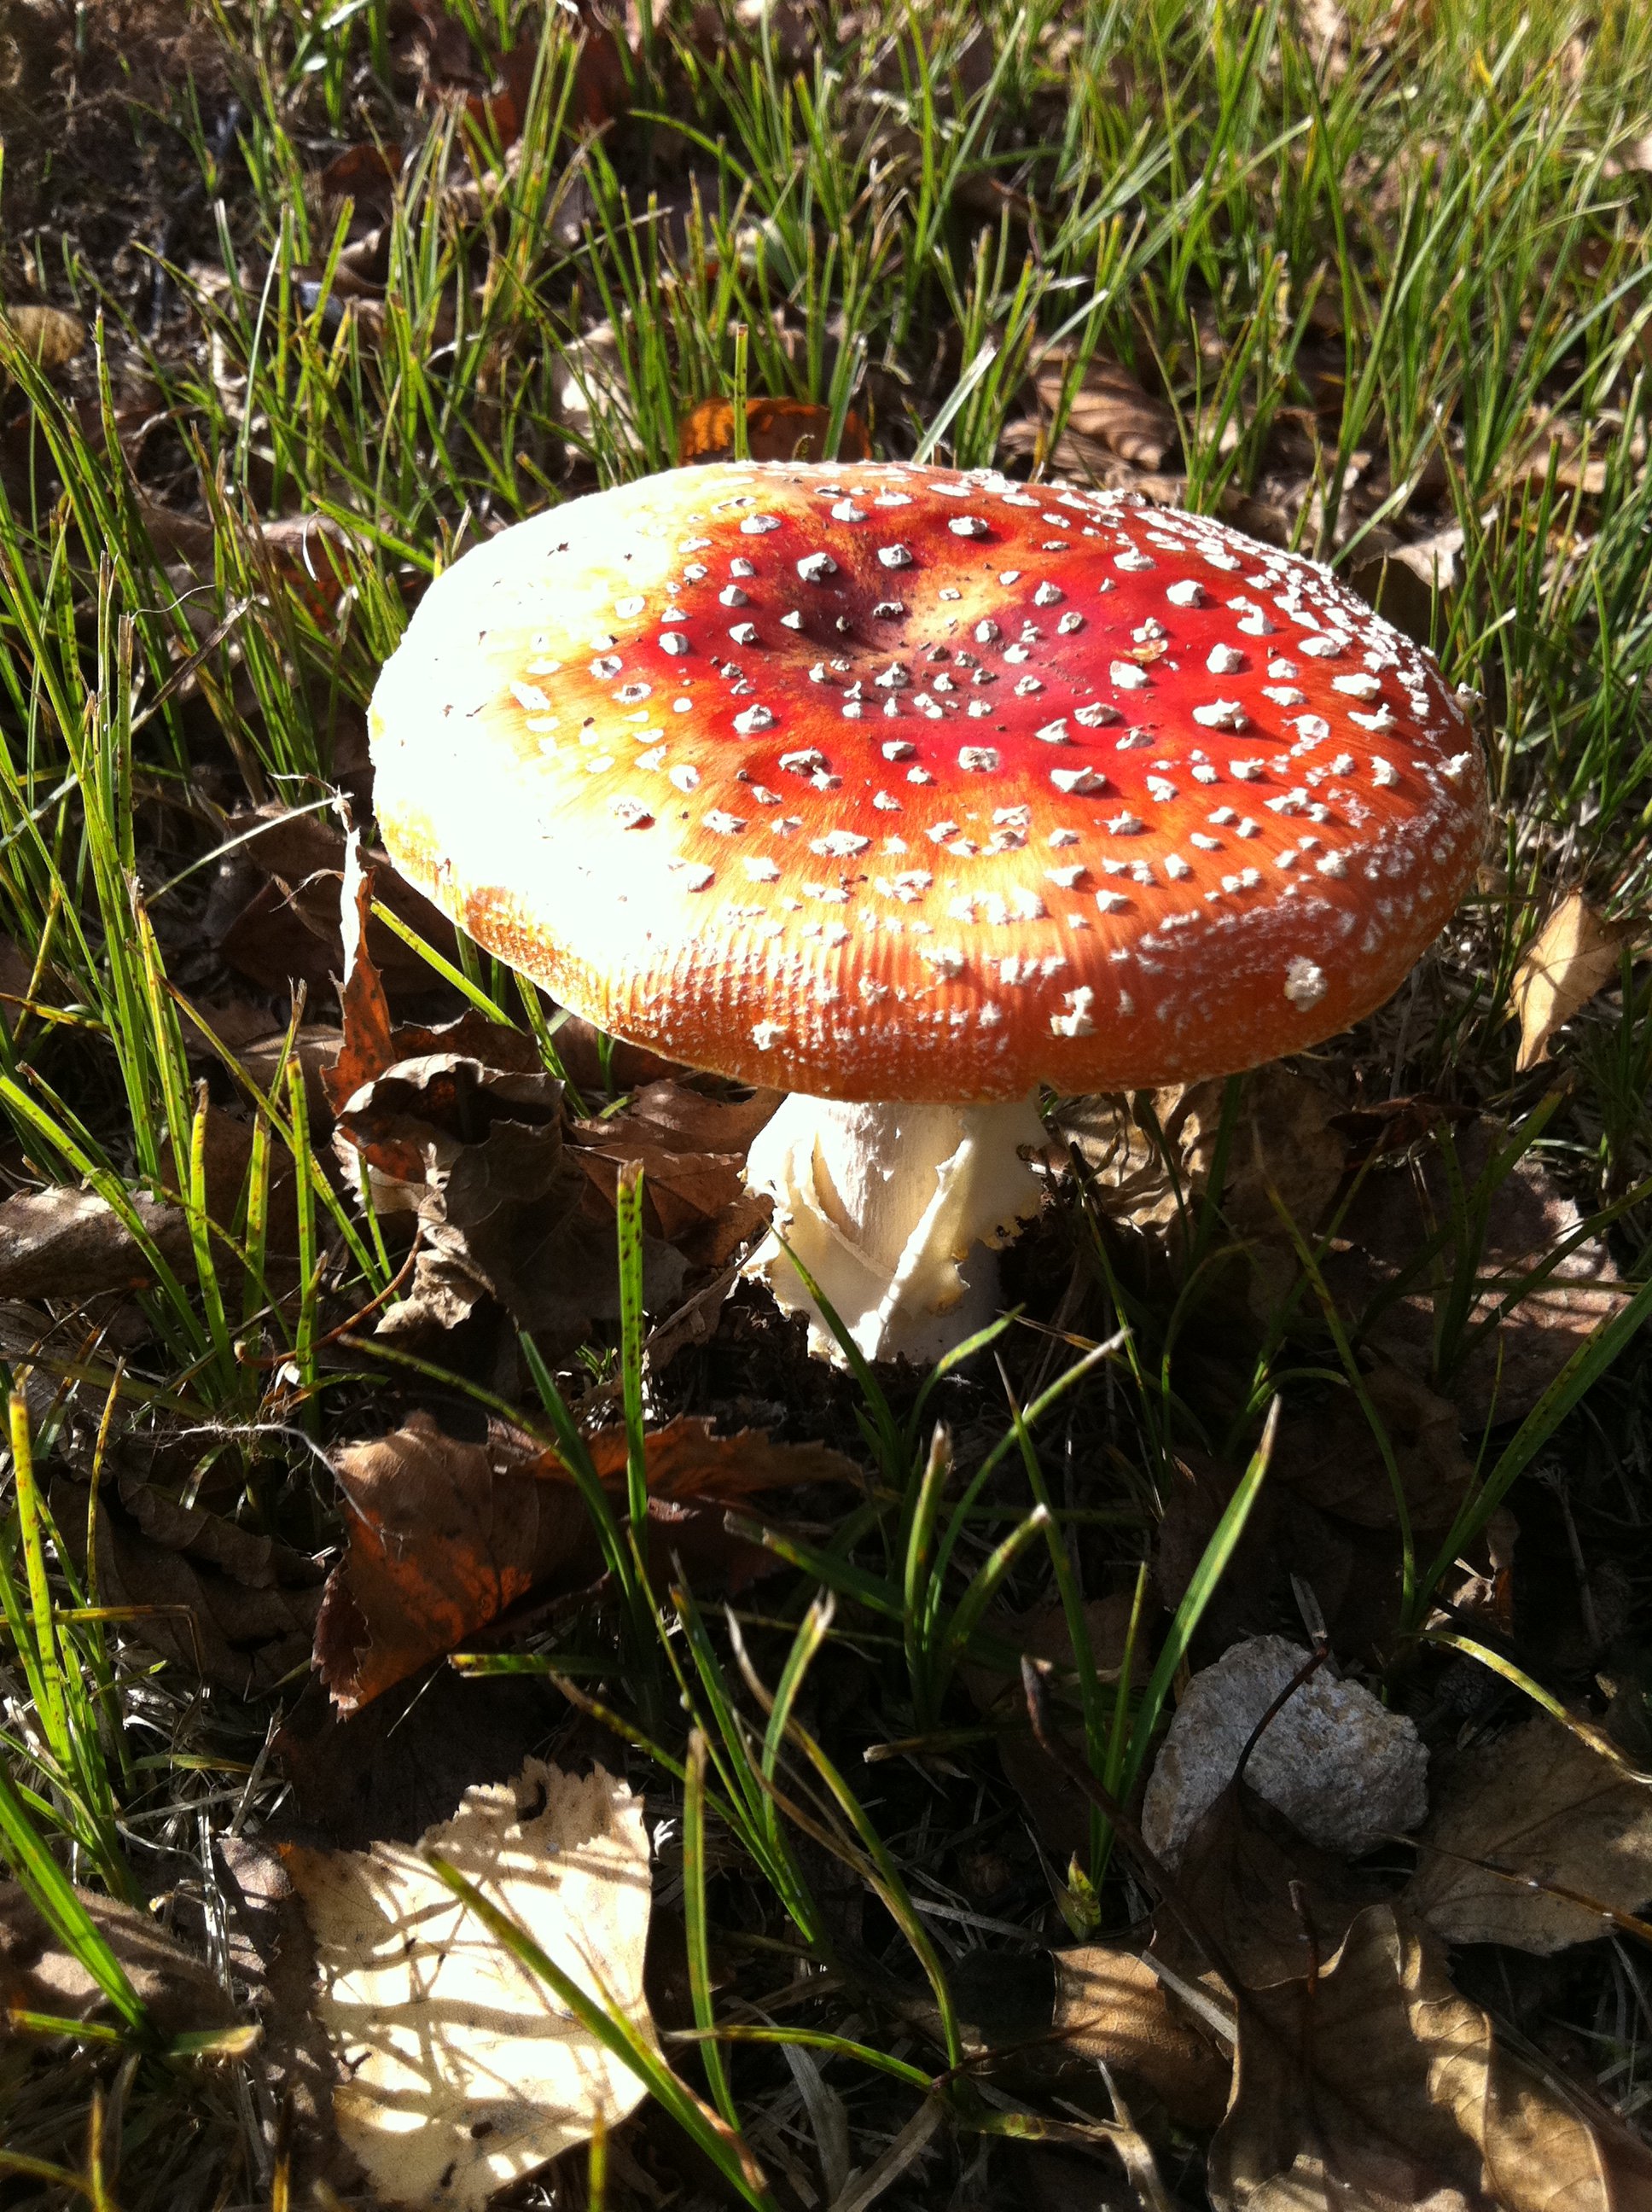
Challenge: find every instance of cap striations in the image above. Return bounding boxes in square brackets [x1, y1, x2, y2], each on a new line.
[369, 463, 1488, 1102]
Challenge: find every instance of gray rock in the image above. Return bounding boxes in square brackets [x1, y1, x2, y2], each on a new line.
[1141, 1635, 1428, 1866]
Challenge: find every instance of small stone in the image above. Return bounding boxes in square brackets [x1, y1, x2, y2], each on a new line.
[1140, 1635, 1428, 1865]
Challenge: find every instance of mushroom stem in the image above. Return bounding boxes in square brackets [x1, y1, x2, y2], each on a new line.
[743, 1091, 1048, 1366]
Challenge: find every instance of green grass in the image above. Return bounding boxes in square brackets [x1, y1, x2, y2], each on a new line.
[1, 0, 1651, 2201]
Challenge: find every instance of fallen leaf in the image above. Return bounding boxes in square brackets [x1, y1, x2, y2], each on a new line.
[1323, 1123, 1632, 1429]
[1207, 1903, 1652, 2211]
[1513, 891, 1627, 1070]
[1057, 1067, 1345, 1246]
[0, 1182, 195, 1300]
[966, 1590, 1149, 1866]
[219, 804, 457, 1004]
[0, 928, 40, 1032]
[317, 141, 406, 208]
[1387, 517, 1466, 596]
[0, 1880, 238, 2042]
[213, 1837, 350, 2195]
[326, 829, 398, 1112]
[1154, 1778, 1382, 1996]
[49, 1464, 324, 1694]
[1273, 1362, 1475, 1532]
[459, 9, 631, 153]
[181, 999, 344, 1125]
[329, 845, 759, 1326]
[315, 1410, 857, 1712]
[0, 303, 85, 370]
[276, 1671, 560, 1852]
[287, 1760, 656, 2209]
[1030, 348, 1180, 471]
[1053, 1945, 1230, 2128]
[571, 1079, 781, 1266]
[677, 396, 871, 466]
[1406, 1714, 1652, 1953]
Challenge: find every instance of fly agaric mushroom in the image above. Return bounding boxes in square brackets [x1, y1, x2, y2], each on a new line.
[368, 462, 1487, 1363]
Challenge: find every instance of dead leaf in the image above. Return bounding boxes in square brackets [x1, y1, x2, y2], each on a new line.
[965, 1590, 1150, 1866]
[1407, 1714, 1652, 1954]
[317, 140, 406, 209]
[1029, 349, 1180, 471]
[1058, 1068, 1345, 1247]
[287, 1760, 656, 2209]
[219, 804, 457, 1004]
[326, 829, 398, 1112]
[1053, 1945, 1230, 2128]
[1273, 1363, 1474, 1533]
[49, 1464, 324, 1694]
[460, 9, 631, 152]
[1155, 1779, 1382, 1997]
[1207, 1903, 1652, 2212]
[571, 1079, 781, 1267]
[1513, 891, 1628, 1070]
[1140, 1636, 1428, 1867]
[181, 1000, 344, 1126]
[676, 397, 871, 466]
[0, 303, 85, 370]
[314, 1410, 857, 1712]
[0, 1880, 237, 2043]
[0, 1182, 195, 1301]
[1323, 1124, 1632, 1429]
[328, 846, 760, 1321]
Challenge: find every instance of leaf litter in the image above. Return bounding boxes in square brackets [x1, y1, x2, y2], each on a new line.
[315, 1409, 858, 1713]
[285, 1759, 655, 2210]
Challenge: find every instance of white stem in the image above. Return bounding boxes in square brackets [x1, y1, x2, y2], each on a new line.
[743, 1092, 1047, 1366]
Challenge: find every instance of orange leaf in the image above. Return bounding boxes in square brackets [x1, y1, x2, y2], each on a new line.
[677, 398, 870, 467]
[314, 1412, 857, 1713]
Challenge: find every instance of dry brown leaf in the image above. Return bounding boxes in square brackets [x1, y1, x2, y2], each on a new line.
[327, 844, 714, 1342]
[1155, 1779, 1382, 1997]
[0, 1183, 195, 1301]
[1274, 1362, 1474, 1533]
[1207, 1903, 1652, 2212]
[316, 140, 406, 208]
[1029, 349, 1180, 470]
[1058, 1068, 1345, 1246]
[287, 1760, 655, 2210]
[1513, 891, 1627, 1070]
[1322, 1123, 1631, 1429]
[676, 396, 871, 466]
[1140, 1637, 1428, 1868]
[1407, 1714, 1652, 1953]
[315, 1410, 856, 1712]
[0, 1880, 239, 2043]
[219, 803, 457, 1003]
[0, 303, 85, 370]
[571, 1079, 781, 1267]
[1054, 1945, 1230, 2128]
[49, 1464, 324, 1694]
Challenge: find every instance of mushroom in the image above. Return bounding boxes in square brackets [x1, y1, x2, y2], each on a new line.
[368, 462, 1487, 1364]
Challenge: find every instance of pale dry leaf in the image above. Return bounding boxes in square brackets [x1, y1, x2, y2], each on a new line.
[1032, 349, 1180, 471]
[1407, 1714, 1652, 1953]
[0, 1880, 237, 2044]
[0, 302, 85, 370]
[0, 1182, 195, 1300]
[1054, 1946, 1230, 2127]
[286, 1760, 655, 2210]
[1513, 891, 1625, 1071]
[1209, 1903, 1652, 2212]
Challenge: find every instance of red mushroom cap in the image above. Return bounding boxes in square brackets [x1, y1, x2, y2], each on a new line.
[369, 462, 1488, 1101]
